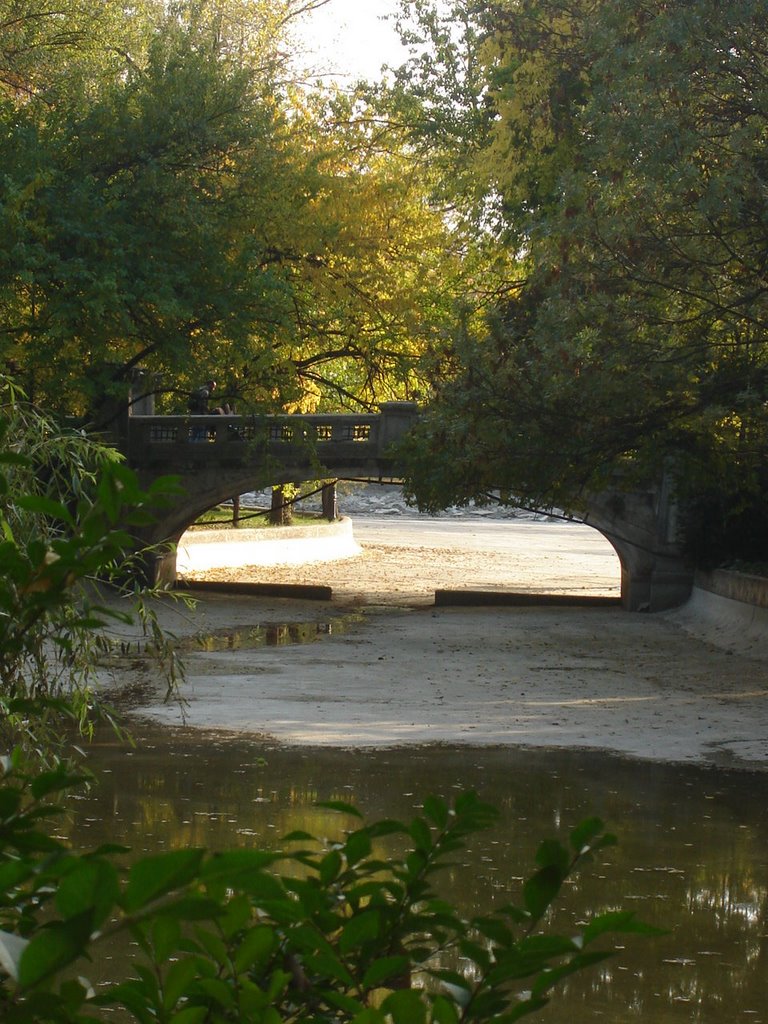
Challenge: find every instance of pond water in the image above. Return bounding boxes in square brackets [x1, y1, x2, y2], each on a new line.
[68, 723, 768, 1023]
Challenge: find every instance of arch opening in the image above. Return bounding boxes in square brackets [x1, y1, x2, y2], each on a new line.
[172, 481, 624, 607]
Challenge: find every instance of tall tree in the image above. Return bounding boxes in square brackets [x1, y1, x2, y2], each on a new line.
[0, 0, 464, 420]
[395, 0, 768, 563]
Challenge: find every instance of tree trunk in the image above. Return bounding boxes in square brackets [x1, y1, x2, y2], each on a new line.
[269, 485, 292, 526]
[321, 481, 337, 521]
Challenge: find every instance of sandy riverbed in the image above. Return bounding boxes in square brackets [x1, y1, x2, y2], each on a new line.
[104, 519, 768, 769]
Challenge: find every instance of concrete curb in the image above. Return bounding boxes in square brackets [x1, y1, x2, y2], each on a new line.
[435, 590, 621, 608]
[179, 580, 333, 601]
[176, 516, 361, 573]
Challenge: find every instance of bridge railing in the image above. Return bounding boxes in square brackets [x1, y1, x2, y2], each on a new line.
[125, 403, 419, 469]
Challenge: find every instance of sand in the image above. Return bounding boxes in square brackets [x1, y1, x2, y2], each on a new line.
[99, 518, 768, 770]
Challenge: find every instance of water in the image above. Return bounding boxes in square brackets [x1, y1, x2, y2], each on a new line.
[68, 723, 768, 1023]
[182, 614, 365, 652]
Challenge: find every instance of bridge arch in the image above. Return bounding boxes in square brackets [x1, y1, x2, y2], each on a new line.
[120, 404, 693, 611]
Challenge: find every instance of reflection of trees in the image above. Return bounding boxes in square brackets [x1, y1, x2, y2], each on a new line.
[189, 614, 365, 653]
[69, 728, 768, 1023]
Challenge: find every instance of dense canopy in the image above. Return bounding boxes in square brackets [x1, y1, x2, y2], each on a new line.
[0, 0, 467, 419]
[393, 0, 768, 564]
[1, 0, 766, 563]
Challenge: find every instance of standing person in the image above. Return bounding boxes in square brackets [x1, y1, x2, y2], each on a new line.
[188, 379, 217, 440]
[188, 379, 217, 415]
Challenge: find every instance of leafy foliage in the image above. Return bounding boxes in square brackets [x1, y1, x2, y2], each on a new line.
[0, 377, 183, 756]
[0, 0, 469, 419]
[0, 764, 660, 1022]
[393, 0, 768, 562]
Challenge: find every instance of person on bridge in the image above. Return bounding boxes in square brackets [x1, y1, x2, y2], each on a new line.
[188, 380, 217, 415]
[189, 379, 235, 416]
[188, 380, 237, 440]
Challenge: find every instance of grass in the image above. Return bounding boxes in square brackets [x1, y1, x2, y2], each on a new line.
[190, 504, 324, 530]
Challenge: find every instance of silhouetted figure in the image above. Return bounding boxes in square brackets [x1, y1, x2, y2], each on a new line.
[188, 379, 217, 415]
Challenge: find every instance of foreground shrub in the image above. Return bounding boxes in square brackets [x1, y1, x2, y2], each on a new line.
[0, 762, 660, 1023]
[0, 378, 182, 757]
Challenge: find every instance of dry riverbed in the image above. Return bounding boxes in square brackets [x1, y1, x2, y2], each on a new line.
[101, 519, 768, 769]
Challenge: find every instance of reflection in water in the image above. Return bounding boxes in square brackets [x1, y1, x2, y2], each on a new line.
[185, 613, 365, 652]
[68, 725, 768, 1024]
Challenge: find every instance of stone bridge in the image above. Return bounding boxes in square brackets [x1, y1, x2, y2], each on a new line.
[118, 402, 693, 611]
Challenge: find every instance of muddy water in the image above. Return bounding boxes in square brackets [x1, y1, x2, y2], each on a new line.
[70, 724, 768, 1024]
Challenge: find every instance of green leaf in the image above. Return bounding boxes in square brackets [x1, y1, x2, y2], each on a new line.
[201, 849, 279, 881]
[381, 988, 427, 1024]
[194, 977, 236, 1010]
[431, 994, 461, 1024]
[0, 786, 22, 819]
[323, 988, 366, 1014]
[151, 914, 182, 962]
[523, 865, 563, 920]
[31, 768, 89, 800]
[282, 830, 316, 842]
[339, 910, 381, 954]
[162, 954, 205, 1011]
[219, 894, 251, 939]
[409, 817, 433, 852]
[16, 495, 74, 525]
[361, 955, 411, 990]
[18, 913, 94, 989]
[233, 926, 278, 974]
[569, 817, 607, 852]
[319, 848, 343, 885]
[192, 928, 228, 965]
[351, 1010, 386, 1024]
[169, 1008, 208, 1024]
[163, 957, 201, 1011]
[122, 849, 205, 912]
[472, 916, 513, 946]
[0, 451, 28, 467]
[304, 949, 355, 986]
[344, 830, 372, 867]
[423, 796, 449, 829]
[56, 859, 119, 927]
[582, 910, 667, 944]
[454, 791, 499, 829]
[534, 839, 569, 874]
[531, 950, 614, 996]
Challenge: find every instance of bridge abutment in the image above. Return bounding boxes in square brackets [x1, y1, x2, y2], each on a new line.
[584, 474, 693, 611]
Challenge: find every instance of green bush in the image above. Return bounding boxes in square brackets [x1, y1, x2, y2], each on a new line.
[0, 378, 183, 757]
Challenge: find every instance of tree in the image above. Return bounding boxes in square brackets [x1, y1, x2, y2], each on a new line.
[0, 3, 303, 413]
[0, 0, 469, 423]
[394, 0, 768, 563]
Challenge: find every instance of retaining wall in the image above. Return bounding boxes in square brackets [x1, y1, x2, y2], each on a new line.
[667, 569, 768, 661]
[695, 568, 768, 609]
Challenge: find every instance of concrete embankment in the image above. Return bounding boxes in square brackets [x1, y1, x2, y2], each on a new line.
[176, 516, 361, 575]
[667, 570, 768, 661]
